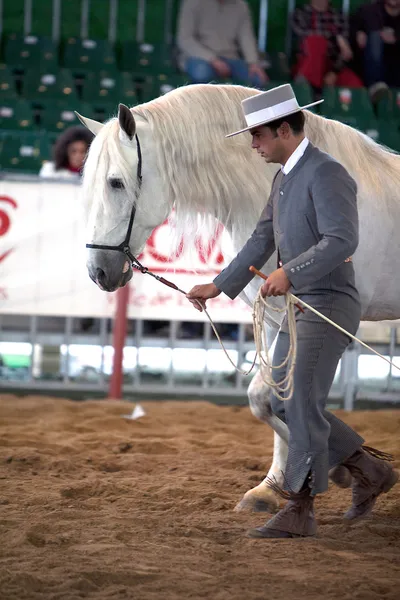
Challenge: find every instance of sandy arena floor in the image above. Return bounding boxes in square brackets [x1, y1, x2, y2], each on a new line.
[0, 395, 399, 600]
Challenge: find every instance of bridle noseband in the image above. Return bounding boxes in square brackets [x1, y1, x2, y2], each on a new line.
[86, 134, 149, 273]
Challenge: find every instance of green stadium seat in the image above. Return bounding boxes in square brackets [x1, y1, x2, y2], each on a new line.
[0, 131, 50, 174]
[0, 66, 18, 99]
[292, 82, 315, 107]
[23, 68, 78, 102]
[36, 100, 95, 132]
[62, 38, 117, 73]
[90, 102, 119, 123]
[265, 52, 291, 83]
[0, 99, 34, 130]
[140, 74, 189, 103]
[376, 88, 400, 123]
[320, 86, 375, 128]
[377, 123, 400, 153]
[81, 71, 138, 106]
[120, 42, 176, 76]
[4, 34, 58, 72]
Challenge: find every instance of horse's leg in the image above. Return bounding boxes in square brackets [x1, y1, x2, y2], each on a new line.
[233, 320, 288, 513]
[234, 368, 289, 513]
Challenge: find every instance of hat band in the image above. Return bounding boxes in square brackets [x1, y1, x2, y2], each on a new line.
[245, 98, 300, 127]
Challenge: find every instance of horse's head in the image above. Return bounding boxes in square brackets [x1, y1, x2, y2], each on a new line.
[78, 104, 170, 292]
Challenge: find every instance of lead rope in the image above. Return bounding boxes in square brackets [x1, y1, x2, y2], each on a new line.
[128, 261, 400, 401]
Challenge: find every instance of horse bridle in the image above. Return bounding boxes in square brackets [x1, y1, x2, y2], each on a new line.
[86, 134, 185, 293]
[85, 134, 149, 273]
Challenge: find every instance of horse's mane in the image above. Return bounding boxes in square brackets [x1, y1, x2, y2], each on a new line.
[133, 84, 277, 247]
[84, 83, 399, 251]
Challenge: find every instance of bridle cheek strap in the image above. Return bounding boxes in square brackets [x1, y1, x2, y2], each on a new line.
[85, 134, 147, 272]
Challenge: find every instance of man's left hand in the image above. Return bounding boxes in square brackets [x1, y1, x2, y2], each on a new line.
[249, 63, 269, 85]
[261, 268, 291, 297]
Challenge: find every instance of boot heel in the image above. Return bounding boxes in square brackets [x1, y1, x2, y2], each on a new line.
[383, 469, 399, 494]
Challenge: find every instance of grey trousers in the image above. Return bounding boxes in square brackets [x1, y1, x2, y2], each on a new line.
[270, 293, 364, 495]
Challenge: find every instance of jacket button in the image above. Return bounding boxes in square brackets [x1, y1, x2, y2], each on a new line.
[279, 190, 283, 196]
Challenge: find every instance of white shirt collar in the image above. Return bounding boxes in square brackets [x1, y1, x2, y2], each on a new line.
[281, 137, 309, 175]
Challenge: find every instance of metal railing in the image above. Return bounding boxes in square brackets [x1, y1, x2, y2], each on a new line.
[1, 313, 400, 408]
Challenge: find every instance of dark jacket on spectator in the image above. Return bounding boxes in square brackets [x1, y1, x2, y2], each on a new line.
[292, 2, 349, 72]
[352, 1, 400, 39]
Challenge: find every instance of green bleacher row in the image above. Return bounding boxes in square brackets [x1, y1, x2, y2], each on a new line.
[0, 1, 369, 54]
[0, 28, 399, 173]
[2, 81, 399, 174]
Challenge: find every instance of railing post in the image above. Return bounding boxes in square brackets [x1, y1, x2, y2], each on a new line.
[258, 0, 269, 53]
[52, 0, 61, 43]
[109, 284, 130, 399]
[24, 0, 32, 35]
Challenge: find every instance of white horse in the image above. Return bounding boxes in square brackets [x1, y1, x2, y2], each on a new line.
[79, 83, 400, 513]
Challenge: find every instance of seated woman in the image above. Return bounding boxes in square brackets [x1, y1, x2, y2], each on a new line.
[39, 126, 94, 179]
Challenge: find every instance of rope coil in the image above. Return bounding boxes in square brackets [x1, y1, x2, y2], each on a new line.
[199, 289, 298, 401]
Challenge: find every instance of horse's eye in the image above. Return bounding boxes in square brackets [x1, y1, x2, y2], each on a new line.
[109, 178, 124, 190]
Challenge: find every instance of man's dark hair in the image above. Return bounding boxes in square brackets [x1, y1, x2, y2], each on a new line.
[53, 125, 94, 170]
[267, 110, 306, 136]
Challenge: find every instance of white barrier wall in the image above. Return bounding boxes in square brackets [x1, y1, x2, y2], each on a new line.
[0, 179, 252, 323]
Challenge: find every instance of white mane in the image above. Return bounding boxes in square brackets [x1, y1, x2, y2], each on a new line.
[84, 83, 400, 252]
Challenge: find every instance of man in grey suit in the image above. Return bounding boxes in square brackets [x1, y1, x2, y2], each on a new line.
[187, 84, 398, 538]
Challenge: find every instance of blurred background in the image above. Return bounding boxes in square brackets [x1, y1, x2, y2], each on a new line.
[0, 0, 399, 409]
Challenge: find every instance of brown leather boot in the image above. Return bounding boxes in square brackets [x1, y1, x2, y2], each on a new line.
[247, 480, 317, 539]
[342, 446, 399, 521]
[329, 464, 352, 488]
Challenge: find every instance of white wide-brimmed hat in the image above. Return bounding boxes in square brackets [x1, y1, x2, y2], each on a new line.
[226, 83, 323, 137]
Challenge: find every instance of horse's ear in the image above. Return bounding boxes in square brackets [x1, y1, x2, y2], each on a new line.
[118, 104, 136, 141]
[75, 112, 104, 136]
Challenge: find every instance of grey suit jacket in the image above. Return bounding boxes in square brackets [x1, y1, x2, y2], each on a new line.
[213, 142, 360, 302]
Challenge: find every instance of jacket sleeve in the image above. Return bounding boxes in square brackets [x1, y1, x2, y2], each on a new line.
[213, 200, 275, 300]
[176, 0, 216, 62]
[237, 1, 260, 64]
[282, 161, 359, 290]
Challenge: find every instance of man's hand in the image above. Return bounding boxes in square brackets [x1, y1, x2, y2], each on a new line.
[249, 63, 269, 85]
[261, 268, 291, 297]
[380, 27, 396, 44]
[211, 58, 231, 78]
[186, 282, 221, 312]
[356, 31, 367, 49]
[324, 71, 337, 86]
[337, 35, 353, 62]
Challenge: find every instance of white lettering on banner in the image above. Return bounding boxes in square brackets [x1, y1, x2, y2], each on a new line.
[0, 180, 252, 323]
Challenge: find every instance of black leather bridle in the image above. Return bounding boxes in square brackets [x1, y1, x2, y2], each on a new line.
[86, 134, 148, 273]
[86, 134, 185, 292]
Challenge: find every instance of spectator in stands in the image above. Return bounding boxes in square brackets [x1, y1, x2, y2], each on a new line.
[176, 0, 268, 87]
[350, 0, 400, 103]
[39, 126, 94, 179]
[291, 0, 363, 90]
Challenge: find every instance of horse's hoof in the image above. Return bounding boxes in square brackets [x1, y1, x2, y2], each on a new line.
[329, 465, 352, 489]
[234, 487, 280, 514]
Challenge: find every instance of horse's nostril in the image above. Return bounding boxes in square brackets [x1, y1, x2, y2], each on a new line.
[95, 268, 106, 284]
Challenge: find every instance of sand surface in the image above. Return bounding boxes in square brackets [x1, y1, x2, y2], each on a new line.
[0, 395, 399, 600]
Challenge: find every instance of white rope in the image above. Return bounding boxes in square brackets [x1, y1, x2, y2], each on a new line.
[199, 289, 400, 400]
[198, 289, 298, 400]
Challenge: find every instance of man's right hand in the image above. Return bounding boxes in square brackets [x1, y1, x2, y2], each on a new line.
[211, 58, 231, 78]
[356, 31, 367, 49]
[186, 283, 221, 312]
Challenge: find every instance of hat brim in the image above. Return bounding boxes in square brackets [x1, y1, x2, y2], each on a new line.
[225, 99, 324, 138]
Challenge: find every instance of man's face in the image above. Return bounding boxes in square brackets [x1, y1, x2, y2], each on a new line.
[385, 0, 400, 10]
[250, 125, 282, 164]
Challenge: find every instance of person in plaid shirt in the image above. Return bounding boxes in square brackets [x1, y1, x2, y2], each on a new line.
[292, 0, 362, 89]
